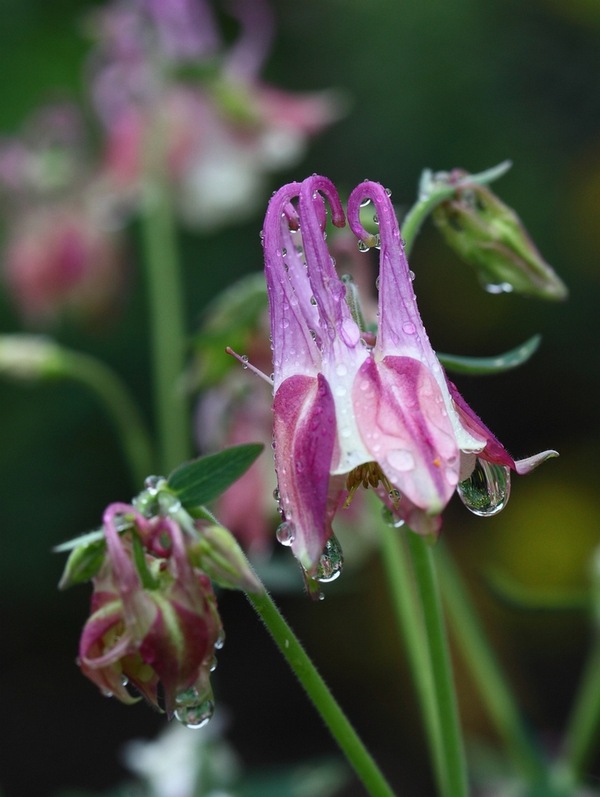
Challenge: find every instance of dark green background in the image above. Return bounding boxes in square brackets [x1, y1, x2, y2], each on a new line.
[1, 1, 599, 795]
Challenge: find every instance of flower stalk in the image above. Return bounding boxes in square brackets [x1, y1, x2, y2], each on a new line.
[246, 587, 397, 797]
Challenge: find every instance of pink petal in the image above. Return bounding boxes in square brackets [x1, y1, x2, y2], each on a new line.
[353, 356, 459, 515]
[273, 372, 337, 572]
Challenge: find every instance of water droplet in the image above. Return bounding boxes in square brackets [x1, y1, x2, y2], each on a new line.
[359, 196, 371, 208]
[276, 520, 296, 546]
[373, 214, 379, 225]
[381, 506, 405, 528]
[143, 475, 164, 494]
[387, 449, 415, 472]
[282, 247, 287, 257]
[375, 275, 380, 290]
[273, 487, 280, 502]
[335, 363, 347, 377]
[457, 459, 511, 516]
[241, 355, 249, 369]
[385, 187, 392, 197]
[402, 321, 416, 335]
[175, 699, 215, 730]
[357, 239, 370, 253]
[484, 281, 514, 295]
[409, 270, 416, 281]
[214, 629, 226, 650]
[315, 535, 344, 583]
[310, 295, 317, 305]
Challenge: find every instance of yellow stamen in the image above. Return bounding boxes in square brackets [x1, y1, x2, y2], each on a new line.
[344, 462, 401, 509]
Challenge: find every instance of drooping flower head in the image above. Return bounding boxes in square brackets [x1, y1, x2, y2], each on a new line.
[79, 503, 223, 724]
[262, 175, 557, 578]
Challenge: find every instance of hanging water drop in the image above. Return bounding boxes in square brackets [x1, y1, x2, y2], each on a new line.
[175, 698, 215, 730]
[381, 506, 405, 528]
[314, 535, 344, 583]
[214, 629, 226, 650]
[276, 520, 296, 546]
[357, 239, 370, 253]
[241, 355, 249, 369]
[457, 459, 511, 517]
[373, 214, 379, 225]
[359, 196, 371, 207]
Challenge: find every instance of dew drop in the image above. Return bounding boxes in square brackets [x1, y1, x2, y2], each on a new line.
[314, 535, 344, 583]
[357, 239, 370, 253]
[409, 270, 416, 281]
[387, 449, 415, 472]
[373, 214, 379, 225]
[310, 295, 317, 305]
[483, 281, 514, 295]
[457, 459, 511, 517]
[276, 520, 296, 546]
[241, 355, 249, 369]
[385, 187, 392, 197]
[359, 196, 371, 208]
[143, 475, 163, 494]
[175, 699, 215, 730]
[381, 506, 405, 528]
[402, 321, 416, 335]
[214, 629, 226, 650]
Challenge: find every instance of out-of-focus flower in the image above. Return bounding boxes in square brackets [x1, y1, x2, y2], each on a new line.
[432, 168, 568, 300]
[89, 0, 343, 229]
[0, 103, 127, 325]
[3, 205, 124, 324]
[193, 275, 277, 556]
[78, 502, 223, 723]
[262, 175, 557, 575]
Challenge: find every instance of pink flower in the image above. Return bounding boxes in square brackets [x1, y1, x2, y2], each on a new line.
[79, 503, 223, 723]
[262, 176, 557, 575]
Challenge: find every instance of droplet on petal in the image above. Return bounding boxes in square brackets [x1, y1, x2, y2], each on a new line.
[314, 535, 344, 583]
[276, 520, 296, 546]
[457, 459, 511, 516]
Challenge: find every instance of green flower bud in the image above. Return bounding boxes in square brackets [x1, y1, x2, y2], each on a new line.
[189, 524, 263, 594]
[432, 170, 568, 300]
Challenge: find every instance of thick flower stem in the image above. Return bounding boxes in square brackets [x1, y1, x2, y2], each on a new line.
[246, 589, 397, 797]
[406, 533, 469, 797]
[139, 118, 192, 474]
[58, 350, 155, 488]
[436, 542, 547, 784]
[378, 523, 448, 796]
[555, 632, 600, 790]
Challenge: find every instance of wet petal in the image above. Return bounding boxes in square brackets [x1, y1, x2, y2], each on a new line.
[353, 356, 459, 515]
[273, 372, 337, 572]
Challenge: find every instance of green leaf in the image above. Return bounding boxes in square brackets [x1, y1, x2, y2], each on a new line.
[486, 566, 588, 611]
[58, 538, 106, 589]
[168, 443, 264, 510]
[438, 334, 541, 375]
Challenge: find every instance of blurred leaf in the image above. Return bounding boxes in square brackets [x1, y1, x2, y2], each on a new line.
[54, 528, 105, 553]
[438, 334, 541, 375]
[486, 565, 588, 611]
[58, 537, 106, 589]
[168, 443, 264, 510]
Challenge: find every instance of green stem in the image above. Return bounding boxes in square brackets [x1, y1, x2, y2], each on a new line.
[436, 542, 547, 784]
[406, 533, 469, 797]
[378, 523, 447, 796]
[556, 632, 600, 789]
[246, 589, 397, 797]
[58, 349, 155, 487]
[139, 119, 191, 474]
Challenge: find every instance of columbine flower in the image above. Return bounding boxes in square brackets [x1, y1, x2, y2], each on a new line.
[78, 503, 223, 724]
[262, 175, 557, 576]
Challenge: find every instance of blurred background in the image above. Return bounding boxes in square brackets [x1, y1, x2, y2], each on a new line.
[0, 0, 599, 795]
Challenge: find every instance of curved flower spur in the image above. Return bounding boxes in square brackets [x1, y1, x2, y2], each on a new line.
[262, 175, 557, 586]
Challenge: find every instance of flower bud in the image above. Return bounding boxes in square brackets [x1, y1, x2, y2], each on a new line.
[432, 170, 567, 300]
[188, 524, 264, 594]
[78, 505, 223, 720]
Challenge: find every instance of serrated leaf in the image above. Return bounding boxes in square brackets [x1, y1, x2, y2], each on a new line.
[167, 443, 264, 510]
[59, 538, 106, 589]
[438, 334, 541, 375]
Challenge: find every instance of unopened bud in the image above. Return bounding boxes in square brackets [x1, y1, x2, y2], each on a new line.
[0, 335, 63, 380]
[189, 525, 263, 594]
[432, 171, 568, 300]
